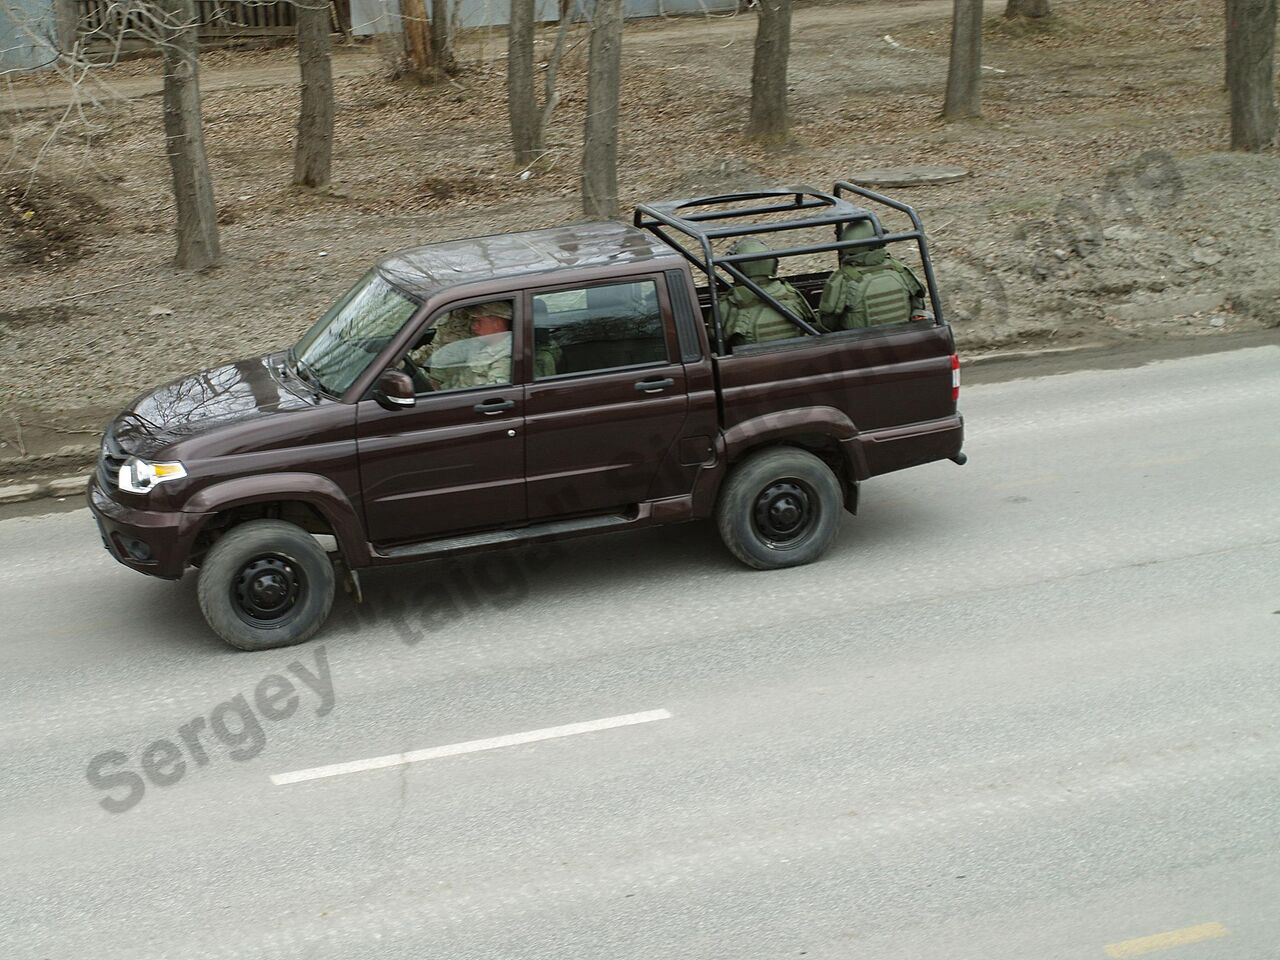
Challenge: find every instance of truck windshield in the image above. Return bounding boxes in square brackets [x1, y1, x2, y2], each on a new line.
[290, 271, 421, 396]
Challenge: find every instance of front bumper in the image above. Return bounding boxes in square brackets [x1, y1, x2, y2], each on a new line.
[87, 473, 208, 580]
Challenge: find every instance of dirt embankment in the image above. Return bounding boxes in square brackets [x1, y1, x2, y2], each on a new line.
[0, 0, 1276, 467]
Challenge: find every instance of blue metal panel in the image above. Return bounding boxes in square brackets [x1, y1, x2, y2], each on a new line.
[0, 0, 58, 72]
[624, 0, 737, 17]
[350, 0, 403, 36]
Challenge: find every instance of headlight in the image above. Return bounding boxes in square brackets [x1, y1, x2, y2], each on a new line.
[118, 458, 187, 494]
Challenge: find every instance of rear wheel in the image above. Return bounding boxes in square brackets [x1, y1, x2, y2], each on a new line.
[197, 520, 335, 651]
[716, 447, 843, 570]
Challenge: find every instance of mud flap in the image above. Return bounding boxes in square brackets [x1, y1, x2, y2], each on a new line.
[338, 562, 364, 604]
[843, 478, 860, 516]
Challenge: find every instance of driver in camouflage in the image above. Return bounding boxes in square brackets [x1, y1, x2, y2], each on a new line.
[422, 302, 514, 390]
[819, 220, 925, 330]
[409, 305, 474, 370]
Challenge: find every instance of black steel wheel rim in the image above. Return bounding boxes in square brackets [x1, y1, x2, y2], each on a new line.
[752, 478, 816, 547]
[232, 554, 305, 628]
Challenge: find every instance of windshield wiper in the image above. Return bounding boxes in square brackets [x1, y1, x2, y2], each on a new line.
[286, 348, 327, 400]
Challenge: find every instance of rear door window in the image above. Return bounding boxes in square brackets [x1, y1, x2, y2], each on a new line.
[531, 279, 670, 379]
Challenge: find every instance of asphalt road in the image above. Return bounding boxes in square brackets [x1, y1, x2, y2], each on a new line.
[1, 338, 1278, 960]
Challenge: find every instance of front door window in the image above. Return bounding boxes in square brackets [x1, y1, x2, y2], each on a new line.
[405, 300, 515, 393]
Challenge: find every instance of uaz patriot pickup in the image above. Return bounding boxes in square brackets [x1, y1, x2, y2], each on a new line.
[88, 183, 965, 649]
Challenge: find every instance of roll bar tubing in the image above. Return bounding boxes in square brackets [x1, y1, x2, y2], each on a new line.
[634, 184, 944, 355]
[834, 180, 945, 330]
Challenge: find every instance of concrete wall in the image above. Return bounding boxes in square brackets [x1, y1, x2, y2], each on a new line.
[0, 0, 736, 70]
[0, 0, 58, 72]
[452, 0, 737, 28]
[351, 0, 735, 36]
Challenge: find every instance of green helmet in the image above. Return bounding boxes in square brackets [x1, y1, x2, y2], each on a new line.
[730, 237, 777, 279]
[839, 219, 887, 266]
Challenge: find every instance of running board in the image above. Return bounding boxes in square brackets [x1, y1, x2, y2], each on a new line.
[376, 512, 635, 561]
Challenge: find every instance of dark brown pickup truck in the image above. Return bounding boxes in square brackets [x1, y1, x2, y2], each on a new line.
[88, 184, 965, 650]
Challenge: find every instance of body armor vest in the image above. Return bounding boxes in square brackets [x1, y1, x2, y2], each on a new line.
[719, 279, 814, 346]
[820, 251, 923, 330]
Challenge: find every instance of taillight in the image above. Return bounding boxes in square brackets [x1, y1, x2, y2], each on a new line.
[950, 354, 960, 402]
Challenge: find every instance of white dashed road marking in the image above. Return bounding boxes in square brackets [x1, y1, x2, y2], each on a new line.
[271, 709, 673, 785]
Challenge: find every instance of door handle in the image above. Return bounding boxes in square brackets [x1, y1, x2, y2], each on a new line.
[635, 377, 675, 394]
[474, 397, 515, 415]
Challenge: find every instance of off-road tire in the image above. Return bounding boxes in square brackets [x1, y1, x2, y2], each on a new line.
[716, 447, 843, 570]
[197, 520, 335, 651]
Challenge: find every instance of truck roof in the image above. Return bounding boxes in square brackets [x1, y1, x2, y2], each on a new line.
[377, 220, 679, 299]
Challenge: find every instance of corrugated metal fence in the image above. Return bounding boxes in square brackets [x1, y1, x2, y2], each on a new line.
[75, 0, 302, 40]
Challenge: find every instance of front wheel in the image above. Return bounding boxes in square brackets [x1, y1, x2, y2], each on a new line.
[716, 447, 843, 570]
[197, 520, 336, 651]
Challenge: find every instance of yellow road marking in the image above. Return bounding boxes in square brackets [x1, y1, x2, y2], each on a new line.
[1104, 922, 1229, 958]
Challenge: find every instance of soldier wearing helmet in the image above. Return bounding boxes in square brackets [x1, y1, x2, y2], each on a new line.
[424, 301, 514, 390]
[819, 220, 925, 330]
[716, 237, 818, 350]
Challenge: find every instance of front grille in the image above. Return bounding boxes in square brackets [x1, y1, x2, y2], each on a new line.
[98, 428, 128, 491]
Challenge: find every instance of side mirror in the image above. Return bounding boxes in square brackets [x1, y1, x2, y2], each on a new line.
[374, 369, 415, 410]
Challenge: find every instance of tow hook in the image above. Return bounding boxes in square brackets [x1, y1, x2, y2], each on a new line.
[951, 452, 968, 466]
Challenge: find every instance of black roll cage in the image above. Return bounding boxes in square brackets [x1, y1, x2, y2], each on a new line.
[633, 182, 944, 356]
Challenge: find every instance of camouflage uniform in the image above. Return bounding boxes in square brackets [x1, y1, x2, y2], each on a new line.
[716, 238, 817, 349]
[819, 220, 925, 330]
[419, 302, 514, 390]
[409, 308, 473, 369]
[534, 341, 562, 379]
[428, 333, 512, 390]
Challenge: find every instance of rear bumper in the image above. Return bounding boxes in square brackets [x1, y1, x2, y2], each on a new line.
[87, 474, 207, 580]
[849, 413, 965, 479]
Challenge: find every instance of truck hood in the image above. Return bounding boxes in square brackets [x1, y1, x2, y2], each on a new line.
[111, 352, 314, 458]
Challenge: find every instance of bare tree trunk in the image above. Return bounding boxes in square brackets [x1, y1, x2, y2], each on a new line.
[1004, 0, 1050, 16]
[157, 0, 220, 269]
[429, 0, 457, 75]
[581, 0, 622, 219]
[1226, 0, 1278, 151]
[746, 0, 791, 142]
[508, 0, 540, 165]
[539, 1, 573, 140]
[294, 0, 334, 189]
[401, 0, 436, 81]
[943, 0, 983, 120]
[509, 0, 574, 167]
